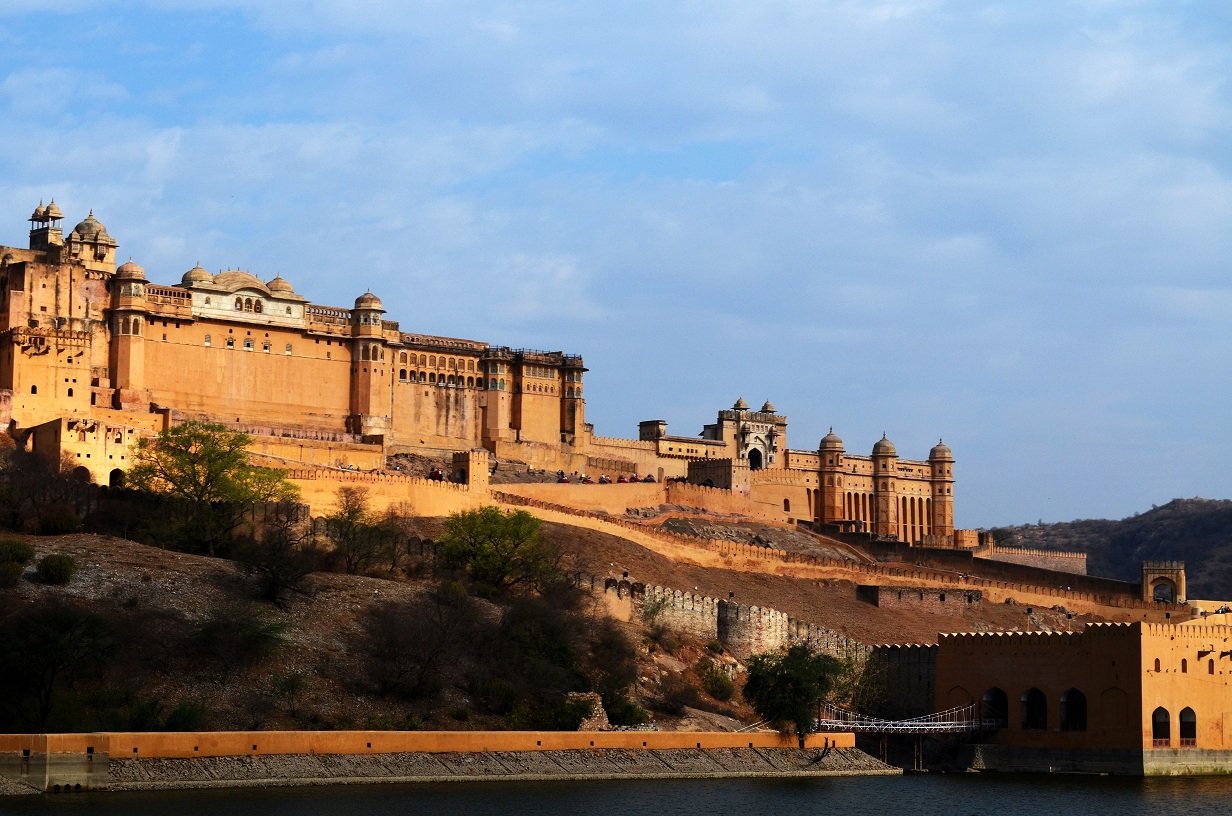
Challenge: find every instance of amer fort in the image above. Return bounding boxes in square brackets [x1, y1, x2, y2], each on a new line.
[4, 201, 1232, 782]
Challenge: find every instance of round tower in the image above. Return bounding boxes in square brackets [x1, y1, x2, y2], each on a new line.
[871, 434, 899, 538]
[928, 440, 955, 540]
[348, 291, 389, 437]
[108, 259, 149, 409]
[818, 428, 846, 527]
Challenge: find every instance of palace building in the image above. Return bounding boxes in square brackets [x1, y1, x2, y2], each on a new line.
[0, 202, 960, 543]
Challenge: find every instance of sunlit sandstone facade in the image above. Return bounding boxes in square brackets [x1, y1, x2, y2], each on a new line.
[0, 204, 959, 541]
[936, 620, 1232, 774]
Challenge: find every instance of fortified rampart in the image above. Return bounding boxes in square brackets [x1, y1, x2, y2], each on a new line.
[977, 544, 1088, 576]
[856, 585, 983, 611]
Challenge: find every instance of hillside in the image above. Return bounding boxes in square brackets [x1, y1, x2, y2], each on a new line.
[991, 498, 1232, 600]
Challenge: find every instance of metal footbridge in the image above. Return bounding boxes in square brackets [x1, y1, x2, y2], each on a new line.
[815, 702, 1004, 734]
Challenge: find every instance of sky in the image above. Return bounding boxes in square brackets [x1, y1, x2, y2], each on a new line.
[1, 1, 1230, 528]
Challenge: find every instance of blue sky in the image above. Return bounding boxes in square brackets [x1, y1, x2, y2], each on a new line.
[2, 1, 1230, 527]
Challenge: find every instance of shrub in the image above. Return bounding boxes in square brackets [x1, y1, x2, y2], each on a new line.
[698, 659, 735, 701]
[0, 561, 24, 588]
[36, 553, 77, 585]
[0, 539, 35, 565]
[164, 698, 208, 731]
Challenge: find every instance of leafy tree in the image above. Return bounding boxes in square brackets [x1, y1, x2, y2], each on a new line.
[742, 644, 842, 741]
[234, 503, 320, 605]
[127, 422, 299, 555]
[360, 582, 479, 700]
[439, 506, 561, 594]
[323, 487, 395, 575]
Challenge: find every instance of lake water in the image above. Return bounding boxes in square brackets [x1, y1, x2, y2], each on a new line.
[5, 774, 1232, 816]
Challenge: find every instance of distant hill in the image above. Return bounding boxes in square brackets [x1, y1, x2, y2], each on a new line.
[990, 499, 1232, 601]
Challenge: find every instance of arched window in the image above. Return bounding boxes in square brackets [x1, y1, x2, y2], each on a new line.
[285, 343, 292, 354]
[980, 690, 1010, 729]
[1152, 707, 1171, 747]
[244, 298, 253, 312]
[419, 354, 426, 365]
[429, 373, 436, 384]
[429, 355, 436, 367]
[1182, 659, 1188, 674]
[235, 297, 243, 310]
[783, 499, 791, 512]
[1154, 658, 1161, 672]
[466, 376, 474, 387]
[262, 341, 270, 353]
[67, 387, 73, 397]
[254, 300, 263, 313]
[243, 338, 253, 351]
[286, 306, 292, 315]
[400, 352, 407, 364]
[30, 385, 37, 395]
[447, 375, 456, 386]
[226, 338, 235, 349]
[467, 360, 475, 371]
[499, 378, 506, 391]
[1021, 688, 1047, 730]
[399, 369, 407, 381]
[419, 371, 426, 382]
[204, 334, 212, 347]
[109, 469, 125, 488]
[204, 296, 211, 305]
[1060, 689, 1087, 731]
[361, 346, 370, 361]
[489, 378, 496, 389]
[1180, 708, 1196, 747]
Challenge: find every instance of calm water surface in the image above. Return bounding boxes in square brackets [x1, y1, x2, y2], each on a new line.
[4, 775, 1232, 816]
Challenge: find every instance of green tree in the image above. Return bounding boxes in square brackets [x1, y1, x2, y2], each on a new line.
[439, 506, 560, 594]
[742, 644, 842, 741]
[127, 422, 299, 555]
[323, 487, 399, 575]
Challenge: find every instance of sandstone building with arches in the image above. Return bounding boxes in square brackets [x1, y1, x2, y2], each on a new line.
[0, 202, 968, 543]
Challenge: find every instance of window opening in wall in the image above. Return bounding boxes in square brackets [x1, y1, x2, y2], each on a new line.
[1182, 659, 1188, 674]
[285, 343, 292, 354]
[235, 297, 242, 310]
[1152, 707, 1171, 747]
[30, 385, 37, 394]
[1060, 688, 1087, 731]
[226, 338, 235, 349]
[1154, 658, 1161, 672]
[67, 388, 73, 397]
[1180, 707, 1197, 747]
[204, 335, 211, 346]
[1020, 688, 1047, 730]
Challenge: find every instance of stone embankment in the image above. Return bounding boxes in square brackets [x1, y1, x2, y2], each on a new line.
[103, 747, 897, 791]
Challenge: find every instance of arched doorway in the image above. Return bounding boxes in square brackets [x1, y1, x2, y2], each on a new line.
[71, 466, 91, 483]
[747, 448, 763, 470]
[1180, 707, 1196, 747]
[1152, 707, 1171, 747]
[982, 688, 1008, 725]
[1021, 688, 1047, 730]
[1152, 578, 1177, 603]
[1061, 688, 1087, 731]
[109, 469, 125, 488]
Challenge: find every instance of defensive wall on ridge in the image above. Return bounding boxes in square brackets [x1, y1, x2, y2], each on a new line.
[501, 491, 1184, 620]
[976, 544, 1088, 576]
[599, 577, 937, 716]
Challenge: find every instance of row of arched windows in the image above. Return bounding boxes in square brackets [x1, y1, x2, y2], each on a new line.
[113, 316, 143, 336]
[980, 687, 1089, 732]
[234, 297, 264, 313]
[1153, 706, 1198, 747]
[398, 352, 477, 372]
